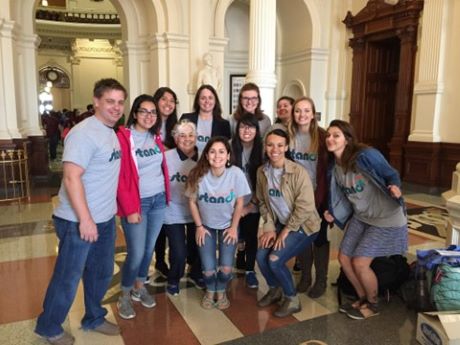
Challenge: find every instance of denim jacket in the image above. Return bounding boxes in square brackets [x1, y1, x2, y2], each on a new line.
[327, 147, 404, 229]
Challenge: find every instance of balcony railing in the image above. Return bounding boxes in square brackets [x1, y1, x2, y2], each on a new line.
[36, 8, 120, 25]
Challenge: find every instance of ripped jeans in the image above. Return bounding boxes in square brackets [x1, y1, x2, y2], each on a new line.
[198, 227, 237, 293]
[256, 223, 318, 297]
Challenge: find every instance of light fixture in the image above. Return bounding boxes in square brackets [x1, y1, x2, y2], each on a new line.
[41, 0, 49, 6]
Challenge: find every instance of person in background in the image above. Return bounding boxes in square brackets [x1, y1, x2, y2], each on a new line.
[181, 84, 231, 154]
[116, 94, 170, 320]
[231, 114, 264, 289]
[163, 120, 205, 295]
[288, 97, 331, 298]
[229, 82, 271, 137]
[325, 119, 407, 320]
[256, 128, 320, 318]
[274, 96, 294, 127]
[150, 87, 179, 282]
[186, 137, 251, 310]
[35, 78, 127, 345]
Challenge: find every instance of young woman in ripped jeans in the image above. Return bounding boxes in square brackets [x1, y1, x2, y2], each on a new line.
[186, 136, 251, 310]
[256, 128, 321, 318]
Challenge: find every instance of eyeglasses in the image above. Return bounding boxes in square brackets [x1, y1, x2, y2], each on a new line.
[137, 108, 157, 117]
[241, 96, 258, 103]
[239, 125, 256, 131]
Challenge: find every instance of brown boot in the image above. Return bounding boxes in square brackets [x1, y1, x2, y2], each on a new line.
[308, 242, 330, 298]
[296, 244, 313, 293]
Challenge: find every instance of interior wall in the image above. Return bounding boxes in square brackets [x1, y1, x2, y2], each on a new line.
[275, 0, 311, 102]
[223, 0, 249, 116]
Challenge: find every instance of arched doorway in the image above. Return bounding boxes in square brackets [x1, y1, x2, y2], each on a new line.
[343, 0, 424, 176]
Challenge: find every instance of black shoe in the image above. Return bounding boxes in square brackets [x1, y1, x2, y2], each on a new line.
[155, 262, 169, 278]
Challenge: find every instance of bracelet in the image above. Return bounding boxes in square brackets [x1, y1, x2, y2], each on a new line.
[195, 224, 203, 228]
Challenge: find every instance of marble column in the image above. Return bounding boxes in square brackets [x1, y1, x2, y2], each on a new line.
[0, 19, 21, 141]
[246, 0, 277, 119]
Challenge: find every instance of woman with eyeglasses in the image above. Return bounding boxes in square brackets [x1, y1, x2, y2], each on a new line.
[231, 113, 264, 289]
[287, 97, 331, 299]
[229, 82, 272, 137]
[181, 84, 231, 154]
[115, 94, 170, 320]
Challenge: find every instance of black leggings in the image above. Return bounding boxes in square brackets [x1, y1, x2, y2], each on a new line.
[239, 212, 260, 271]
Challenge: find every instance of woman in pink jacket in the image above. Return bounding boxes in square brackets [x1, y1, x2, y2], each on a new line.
[116, 94, 170, 320]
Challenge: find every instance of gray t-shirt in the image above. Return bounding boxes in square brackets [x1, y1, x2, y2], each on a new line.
[164, 148, 197, 224]
[196, 117, 212, 154]
[334, 165, 406, 227]
[54, 116, 121, 223]
[291, 132, 318, 190]
[131, 127, 164, 198]
[264, 163, 292, 225]
[188, 166, 251, 229]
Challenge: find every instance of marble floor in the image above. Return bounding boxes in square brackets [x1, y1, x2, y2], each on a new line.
[0, 178, 447, 345]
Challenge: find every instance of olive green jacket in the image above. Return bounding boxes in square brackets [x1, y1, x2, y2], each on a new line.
[256, 159, 321, 235]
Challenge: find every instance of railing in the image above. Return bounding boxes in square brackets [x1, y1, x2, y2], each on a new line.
[0, 145, 30, 202]
[36, 8, 120, 25]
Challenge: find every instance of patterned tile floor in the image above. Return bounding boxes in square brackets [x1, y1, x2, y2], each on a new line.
[0, 180, 447, 345]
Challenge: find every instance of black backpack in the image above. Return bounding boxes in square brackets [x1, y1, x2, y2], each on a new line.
[336, 255, 411, 303]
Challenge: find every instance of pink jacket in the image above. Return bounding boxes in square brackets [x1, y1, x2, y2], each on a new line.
[116, 126, 170, 217]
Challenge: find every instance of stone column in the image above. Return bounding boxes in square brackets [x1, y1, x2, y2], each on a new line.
[17, 33, 43, 137]
[246, 0, 277, 119]
[0, 19, 21, 141]
[408, 0, 447, 143]
[442, 163, 460, 245]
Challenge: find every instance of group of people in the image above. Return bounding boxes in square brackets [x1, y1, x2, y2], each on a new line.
[35, 77, 408, 345]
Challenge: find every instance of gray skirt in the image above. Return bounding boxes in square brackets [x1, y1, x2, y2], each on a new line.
[340, 216, 408, 257]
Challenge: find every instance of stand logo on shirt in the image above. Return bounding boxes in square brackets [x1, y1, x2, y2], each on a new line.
[109, 149, 121, 162]
[268, 188, 281, 197]
[340, 174, 366, 196]
[290, 149, 317, 161]
[198, 190, 235, 203]
[170, 172, 187, 183]
[197, 135, 210, 143]
[136, 146, 161, 157]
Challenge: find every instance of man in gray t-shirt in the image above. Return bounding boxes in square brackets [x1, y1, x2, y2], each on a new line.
[35, 79, 127, 344]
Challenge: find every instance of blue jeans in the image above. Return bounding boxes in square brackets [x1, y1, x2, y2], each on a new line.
[35, 216, 116, 338]
[256, 224, 318, 297]
[163, 222, 202, 286]
[120, 192, 166, 291]
[198, 227, 237, 292]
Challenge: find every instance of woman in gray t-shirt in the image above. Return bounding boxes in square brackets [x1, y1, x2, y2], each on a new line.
[186, 137, 251, 310]
[325, 120, 407, 320]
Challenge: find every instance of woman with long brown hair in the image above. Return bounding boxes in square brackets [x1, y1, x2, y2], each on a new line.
[186, 137, 251, 310]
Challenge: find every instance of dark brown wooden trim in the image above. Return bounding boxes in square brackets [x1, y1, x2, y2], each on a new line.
[403, 141, 460, 189]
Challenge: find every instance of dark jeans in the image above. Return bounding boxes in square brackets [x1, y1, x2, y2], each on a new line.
[154, 227, 167, 266]
[256, 223, 318, 297]
[238, 212, 260, 271]
[35, 216, 116, 338]
[163, 222, 202, 286]
[48, 132, 60, 160]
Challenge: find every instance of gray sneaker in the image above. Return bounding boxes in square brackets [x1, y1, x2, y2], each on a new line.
[258, 287, 283, 307]
[117, 293, 136, 319]
[91, 320, 120, 336]
[44, 332, 75, 345]
[131, 286, 156, 308]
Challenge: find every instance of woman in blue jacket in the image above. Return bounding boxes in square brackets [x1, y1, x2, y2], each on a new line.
[325, 120, 407, 320]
